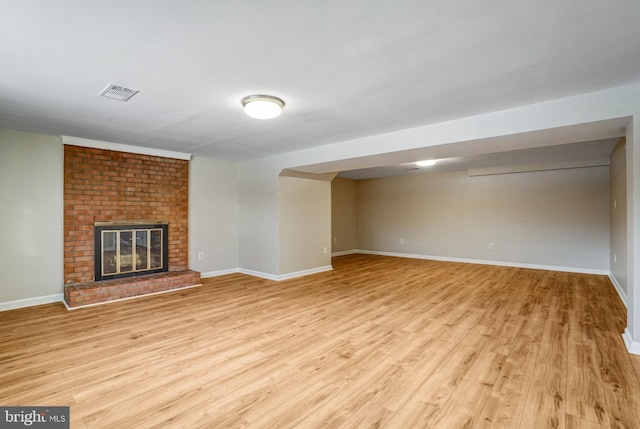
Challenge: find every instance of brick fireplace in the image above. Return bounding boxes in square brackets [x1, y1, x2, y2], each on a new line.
[63, 144, 200, 307]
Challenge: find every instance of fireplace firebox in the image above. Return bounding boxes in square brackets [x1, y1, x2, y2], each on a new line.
[94, 222, 169, 281]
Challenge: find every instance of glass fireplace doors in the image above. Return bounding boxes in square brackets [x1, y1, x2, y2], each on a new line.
[94, 222, 168, 281]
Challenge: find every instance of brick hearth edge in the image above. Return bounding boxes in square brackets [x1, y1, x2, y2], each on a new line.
[64, 270, 201, 308]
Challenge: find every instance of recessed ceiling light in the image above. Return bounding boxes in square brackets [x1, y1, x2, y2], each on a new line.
[416, 159, 437, 167]
[241, 95, 285, 119]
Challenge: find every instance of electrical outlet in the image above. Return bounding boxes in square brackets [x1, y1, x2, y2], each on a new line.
[323, 247, 328, 254]
[400, 238, 405, 245]
[198, 251, 204, 260]
[333, 238, 337, 244]
[488, 242, 494, 250]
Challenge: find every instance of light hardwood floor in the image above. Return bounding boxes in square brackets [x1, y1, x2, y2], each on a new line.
[2, 254, 640, 428]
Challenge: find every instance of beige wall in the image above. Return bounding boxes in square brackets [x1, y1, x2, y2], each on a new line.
[0, 129, 63, 305]
[331, 177, 357, 253]
[239, 161, 281, 275]
[189, 155, 239, 275]
[279, 176, 331, 275]
[356, 167, 610, 271]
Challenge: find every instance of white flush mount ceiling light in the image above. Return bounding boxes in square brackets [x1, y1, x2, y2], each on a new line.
[241, 95, 285, 119]
[416, 159, 437, 167]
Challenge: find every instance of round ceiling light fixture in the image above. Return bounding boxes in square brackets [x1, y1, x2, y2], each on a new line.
[416, 159, 437, 167]
[241, 94, 285, 119]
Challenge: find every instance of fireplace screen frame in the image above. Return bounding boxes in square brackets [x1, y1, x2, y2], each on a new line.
[94, 222, 169, 281]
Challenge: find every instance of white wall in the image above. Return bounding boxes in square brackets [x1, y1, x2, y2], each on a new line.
[356, 167, 610, 272]
[189, 155, 239, 276]
[610, 139, 627, 300]
[623, 115, 640, 353]
[0, 128, 63, 308]
[278, 176, 331, 275]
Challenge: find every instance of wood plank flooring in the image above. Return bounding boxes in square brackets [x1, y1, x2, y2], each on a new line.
[1, 254, 640, 428]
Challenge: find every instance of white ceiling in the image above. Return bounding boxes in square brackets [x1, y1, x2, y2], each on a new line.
[338, 138, 621, 180]
[1, 1, 639, 163]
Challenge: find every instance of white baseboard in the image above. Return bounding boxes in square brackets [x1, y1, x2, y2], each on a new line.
[239, 265, 333, 281]
[608, 274, 628, 307]
[623, 328, 640, 355]
[238, 268, 280, 281]
[331, 249, 358, 257]
[201, 268, 241, 278]
[353, 249, 610, 275]
[277, 265, 333, 281]
[0, 294, 64, 312]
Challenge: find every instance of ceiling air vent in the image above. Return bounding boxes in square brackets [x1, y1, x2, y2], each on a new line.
[99, 83, 139, 102]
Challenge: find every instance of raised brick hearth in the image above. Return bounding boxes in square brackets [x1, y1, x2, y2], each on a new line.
[63, 144, 199, 307]
[64, 270, 201, 308]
